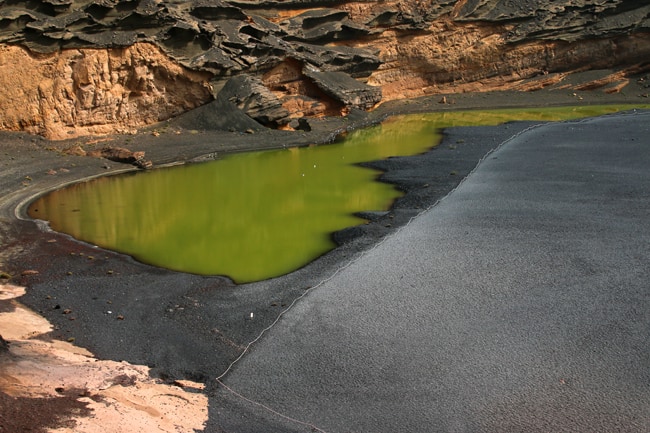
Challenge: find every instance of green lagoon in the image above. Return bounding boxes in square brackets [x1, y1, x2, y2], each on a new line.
[28, 105, 648, 282]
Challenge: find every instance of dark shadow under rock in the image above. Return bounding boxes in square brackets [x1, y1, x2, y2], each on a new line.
[171, 97, 265, 133]
[0, 334, 8, 354]
[0, 390, 92, 433]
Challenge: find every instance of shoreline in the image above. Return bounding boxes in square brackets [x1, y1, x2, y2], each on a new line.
[6, 86, 648, 219]
[1, 85, 649, 432]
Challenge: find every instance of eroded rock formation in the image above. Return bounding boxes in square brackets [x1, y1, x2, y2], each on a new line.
[0, 43, 212, 139]
[0, 0, 649, 138]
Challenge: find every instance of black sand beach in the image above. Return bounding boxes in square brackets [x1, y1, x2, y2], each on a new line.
[1, 85, 649, 431]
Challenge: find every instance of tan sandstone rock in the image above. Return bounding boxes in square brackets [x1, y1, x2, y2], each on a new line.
[0, 43, 212, 140]
[0, 283, 208, 433]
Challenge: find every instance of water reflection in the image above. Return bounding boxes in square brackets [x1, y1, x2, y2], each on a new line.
[30, 139, 403, 282]
[28, 104, 649, 282]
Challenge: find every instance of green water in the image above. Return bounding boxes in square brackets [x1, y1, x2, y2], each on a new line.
[28, 105, 648, 282]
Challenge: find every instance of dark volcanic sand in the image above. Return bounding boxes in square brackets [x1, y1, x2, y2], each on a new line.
[1, 85, 649, 431]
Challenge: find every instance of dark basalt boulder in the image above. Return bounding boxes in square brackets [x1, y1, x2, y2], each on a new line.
[291, 43, 381, 78]
[302, 64, 382, 110]
[218, 74, 291, 127]
[211, 63, 382, 126]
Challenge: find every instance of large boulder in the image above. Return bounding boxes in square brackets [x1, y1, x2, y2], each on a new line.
[302, 64, 382, 111]
[217, 75, 291, 127]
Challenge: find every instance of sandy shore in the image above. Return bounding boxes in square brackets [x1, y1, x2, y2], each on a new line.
[1, 80, 649, 432]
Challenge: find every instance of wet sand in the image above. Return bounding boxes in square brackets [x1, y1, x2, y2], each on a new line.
[1, 83, 649, 432]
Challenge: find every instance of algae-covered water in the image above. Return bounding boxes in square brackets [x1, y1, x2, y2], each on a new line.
[28, 105, 648, 282]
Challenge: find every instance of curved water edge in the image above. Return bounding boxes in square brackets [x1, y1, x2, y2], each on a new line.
[25, 105, 650, 283]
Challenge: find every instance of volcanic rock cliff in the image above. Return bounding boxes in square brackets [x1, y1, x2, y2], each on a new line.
[0, 0, 649, 139]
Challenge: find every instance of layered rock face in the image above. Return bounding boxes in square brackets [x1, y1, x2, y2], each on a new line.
[0, 43, 212, 139]
[0, 0, 649, 138]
